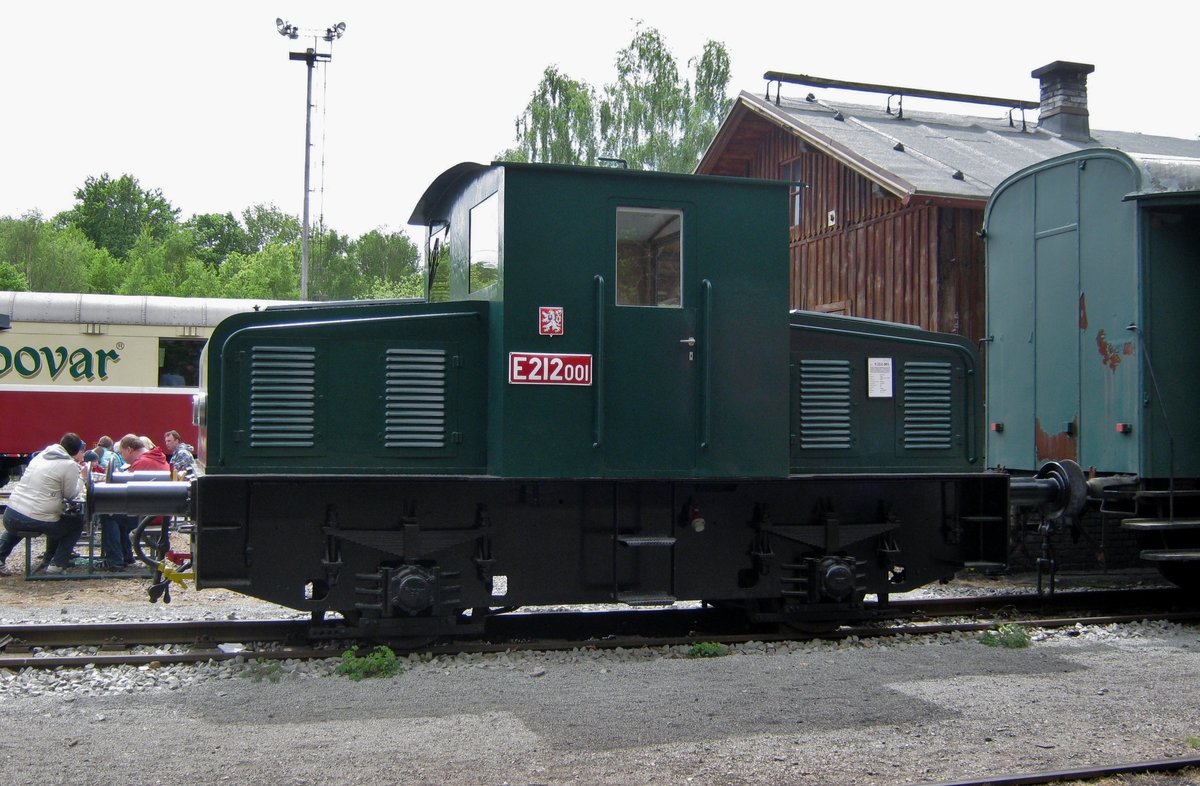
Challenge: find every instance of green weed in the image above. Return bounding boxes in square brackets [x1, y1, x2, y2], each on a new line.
[1185, 736, 1200, 750]
[240, 658, 284, 683]
[688, 641, 729, 658]
[980, 623, 1031, 649]
[336, 645, 403, 681]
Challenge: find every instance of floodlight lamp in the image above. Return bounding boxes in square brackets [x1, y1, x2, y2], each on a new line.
[276, 17, 298, 39]
[324, 21, 346, 41]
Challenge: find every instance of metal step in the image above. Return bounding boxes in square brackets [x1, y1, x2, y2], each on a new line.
[963, 561, 1008, 570]
[616, 593, 676, 606]
[1140, 549, 1200, 562]
[617, 536, 677, 547]
[1122, 518, 1200, 531]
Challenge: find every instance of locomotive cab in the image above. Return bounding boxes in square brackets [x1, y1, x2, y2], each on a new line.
[410, 161, 790, 479]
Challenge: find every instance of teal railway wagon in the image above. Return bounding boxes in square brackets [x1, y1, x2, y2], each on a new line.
[984, 148, 1200, 585]
[94, 162, 1083, 637]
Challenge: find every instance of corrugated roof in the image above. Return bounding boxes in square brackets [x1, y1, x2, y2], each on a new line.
[702, 90, 1200, 204]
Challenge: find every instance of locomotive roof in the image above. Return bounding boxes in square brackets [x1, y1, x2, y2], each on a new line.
[0, 291, 292, 327]
[408, 160, 786, 226]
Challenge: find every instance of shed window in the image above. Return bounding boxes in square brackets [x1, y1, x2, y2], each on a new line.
[615, 207, 682, 307]
[779, 159, 805, 226]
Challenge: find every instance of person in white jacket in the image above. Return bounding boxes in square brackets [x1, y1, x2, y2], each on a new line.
[0, 433, 87, 575]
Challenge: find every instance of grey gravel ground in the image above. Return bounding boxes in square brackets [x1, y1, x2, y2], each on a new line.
[1, 571, 1198, 785]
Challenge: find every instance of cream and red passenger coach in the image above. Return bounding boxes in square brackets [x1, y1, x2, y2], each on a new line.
[0, 291, 285, 476]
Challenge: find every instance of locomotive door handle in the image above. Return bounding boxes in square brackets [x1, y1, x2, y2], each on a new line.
[680, 336, 696, 362]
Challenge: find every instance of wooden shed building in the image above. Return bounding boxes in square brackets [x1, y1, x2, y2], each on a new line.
[696, 61, 1200, 345]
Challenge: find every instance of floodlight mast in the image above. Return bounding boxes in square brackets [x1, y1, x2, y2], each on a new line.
[277, 18, 345, 300]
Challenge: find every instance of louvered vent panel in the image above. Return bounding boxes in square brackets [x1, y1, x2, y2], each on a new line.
[384, 349, 447, 449]
[249, 345, 316, 448]
[798, 359, 851, 449]
[903, 361, 953, 449]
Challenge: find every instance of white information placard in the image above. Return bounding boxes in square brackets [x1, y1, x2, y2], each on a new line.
[867, 357, 893, 398]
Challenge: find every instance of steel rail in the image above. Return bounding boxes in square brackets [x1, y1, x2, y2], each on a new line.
[0, 618, 310, 649]
[0, 587, 1187, 651]
[1, 601, 1197, 671]
[912, 754, 1200, 786]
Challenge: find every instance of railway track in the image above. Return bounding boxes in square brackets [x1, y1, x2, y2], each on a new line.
[916, 755, 1200, 786]
[1, 587, 1195, 670]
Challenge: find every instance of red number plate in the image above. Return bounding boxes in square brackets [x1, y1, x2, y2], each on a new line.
[508, 352, 593, 386]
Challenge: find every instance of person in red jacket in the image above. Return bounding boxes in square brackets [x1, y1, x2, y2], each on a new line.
[118, 434, 170, 472]
[113, 434, 171, 567]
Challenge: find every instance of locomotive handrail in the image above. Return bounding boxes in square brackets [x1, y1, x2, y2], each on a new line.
[592, 275, 605, 449]
[700, 279, 713, 449]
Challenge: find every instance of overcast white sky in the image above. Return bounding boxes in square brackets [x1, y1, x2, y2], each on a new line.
[3, 1, 1197, 243]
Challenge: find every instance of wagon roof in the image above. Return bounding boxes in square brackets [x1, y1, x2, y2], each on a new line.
[0, 291, 292, 327]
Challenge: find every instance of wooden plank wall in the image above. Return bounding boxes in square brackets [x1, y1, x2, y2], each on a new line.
[746, 127, 985, 344]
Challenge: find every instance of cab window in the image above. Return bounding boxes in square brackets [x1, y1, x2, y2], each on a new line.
[469, 193, 499, 293]
[615, 207, 682, 307]
[427, 224, 450, 302]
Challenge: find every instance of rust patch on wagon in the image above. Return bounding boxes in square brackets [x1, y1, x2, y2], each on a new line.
[1079, 293, 1088, 330]
[1035, 417, 1078, 462]
[1096, 329, 1121, 372]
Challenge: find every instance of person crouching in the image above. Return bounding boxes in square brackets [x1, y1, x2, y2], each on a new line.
[0, 433, 87, 576]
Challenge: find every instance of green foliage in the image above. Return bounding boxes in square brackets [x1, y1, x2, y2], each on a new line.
[364, 272, 425, 299]
[242, 204, 301, 252]
[186, 212, 252, 268]
[500, 66, 598, 166]
[0, 216, 109, 293]
[336, 645, 403, 681]
[1186, 736, 1200, 750]
[61, 173, 179, 259]
[980, 623, 1032, 648]
[688, 641, 729, 658]
[0, 213, 43, 284]
[0, 260, 28, 290]
[83, 249, 125, 294]
[218, 243, 300, 300]
[239, 658, 284, 683]
[352, 229, 420, 285]
[308, 228, 358, 301]
[501, 24, 732, 174]
[2, 176, 422, 303]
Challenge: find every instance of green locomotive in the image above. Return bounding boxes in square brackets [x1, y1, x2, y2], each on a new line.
[97, 162, 1081, 635]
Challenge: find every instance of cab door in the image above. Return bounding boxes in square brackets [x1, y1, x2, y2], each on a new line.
[603, 206, 698, 475]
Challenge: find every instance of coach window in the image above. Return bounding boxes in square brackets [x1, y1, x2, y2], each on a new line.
[469, 192, 499, 293]
[615, 207, 682, 307]
[159, 338, 204, 387]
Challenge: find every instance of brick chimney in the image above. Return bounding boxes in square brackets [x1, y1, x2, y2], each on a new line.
[1031, 61, 1095, 141]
